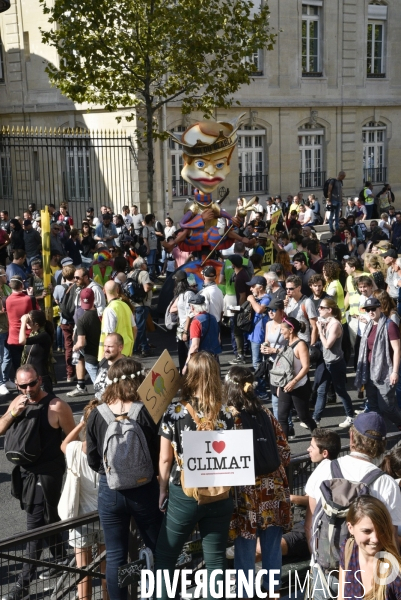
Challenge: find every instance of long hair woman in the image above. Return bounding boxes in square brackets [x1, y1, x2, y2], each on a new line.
[9, 218, 24, 255]
[168, 270, 196, 372]
[365, 253, 387, 290]
[276, 250, 293, 278]
[338, 496, 401, 600]
[19, 310, 55, 392]
[314, 298, 354, 427]
[80, 221, 96, 261]
[156, 352, 234, 600]
[224, 366, 291, 598]
[372, 289, 399, 325]
[276, 316, 316, 438]
[86, 357, 162, 600]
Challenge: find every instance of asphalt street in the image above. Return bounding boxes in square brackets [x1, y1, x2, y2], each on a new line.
[0, 323, 399, 542]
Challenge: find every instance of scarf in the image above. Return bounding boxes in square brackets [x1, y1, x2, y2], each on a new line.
[355, 314, 392, 388]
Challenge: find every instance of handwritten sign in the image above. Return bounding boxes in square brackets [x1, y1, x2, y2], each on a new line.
[137, 350, 181, 423]
[182, 430, 255, 487]
[118, 557, 147, 588]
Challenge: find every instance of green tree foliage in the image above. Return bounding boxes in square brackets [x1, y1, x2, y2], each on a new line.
[40, 0, 276, 207]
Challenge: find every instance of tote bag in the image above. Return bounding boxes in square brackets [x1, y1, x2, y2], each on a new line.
[58, 441, 82, 520]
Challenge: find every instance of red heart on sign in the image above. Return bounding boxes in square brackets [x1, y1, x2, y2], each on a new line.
[212, 441, 226, 454]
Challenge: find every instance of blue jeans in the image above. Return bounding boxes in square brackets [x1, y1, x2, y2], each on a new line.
[0, 332, 11, 385]
[56, 325, 64, 349]
[133, 305, 150, 352]
[366, 376, 401, 427]
[84, 361, 98, 384]
[313, 359, 354, 421]
[146, 249, 157, 277]
[250, 341, 266, 395]
[328, 204, 340, 232]
[97, 474, 162, 600]
[235, 525, 282, 597]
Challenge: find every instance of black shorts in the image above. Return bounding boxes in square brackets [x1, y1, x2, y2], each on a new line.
[282, 520, 310, 559]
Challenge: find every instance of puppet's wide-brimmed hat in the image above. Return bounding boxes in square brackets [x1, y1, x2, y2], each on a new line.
[169, 114, 245, 158]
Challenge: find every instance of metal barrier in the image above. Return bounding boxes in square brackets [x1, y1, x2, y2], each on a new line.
[1, 432, 401, 598]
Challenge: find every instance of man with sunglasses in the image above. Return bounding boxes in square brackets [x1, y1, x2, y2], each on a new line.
[0, 365, 75, 600]
[355, 296, 401, 429]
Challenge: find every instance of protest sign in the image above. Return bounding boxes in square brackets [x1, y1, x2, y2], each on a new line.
[182, 430, 255, 487]
[137, 350, 181, 423]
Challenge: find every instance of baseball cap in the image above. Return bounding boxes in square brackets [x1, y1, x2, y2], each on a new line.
[203, 265, 216, 277]
[382, 249, 398, 259]
[23, 219, 31, 226]
[267, 299, 284, 310]
[353, 412, 386, 441]
[61, 257, 74, 266]
[227, 254, 243, 268]
[86, 207, 94, 212]
[120, 235, 134, 244]
[80, 287, 95, 309]
[173, 270, 187, 281]
[269, 263, 283, 275]
[246, 275, 267, 287]
[361, 297, 381, 311]
[190, 293, 206, 305]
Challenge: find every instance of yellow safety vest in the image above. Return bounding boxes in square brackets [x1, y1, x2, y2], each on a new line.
[98, 299, 134, 360]
[325, 280, 346, 324]
[93, 264, 113, 286]
[346, 272, 371, 315]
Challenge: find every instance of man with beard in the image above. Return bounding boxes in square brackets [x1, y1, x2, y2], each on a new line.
[93, 333, 124, 399]
[0, 365, 75, 600]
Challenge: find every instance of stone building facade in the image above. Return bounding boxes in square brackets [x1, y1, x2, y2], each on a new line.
[0, 0, 400, 222]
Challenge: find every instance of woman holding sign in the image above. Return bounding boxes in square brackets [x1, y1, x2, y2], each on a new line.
[156, 351, 234, 600]
[225, 367, 291, 598]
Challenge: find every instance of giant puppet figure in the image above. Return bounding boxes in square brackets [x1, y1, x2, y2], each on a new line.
[163, 116, 256, 253]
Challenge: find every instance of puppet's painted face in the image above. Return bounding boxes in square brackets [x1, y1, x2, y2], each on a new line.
[182, 148, 233, 194]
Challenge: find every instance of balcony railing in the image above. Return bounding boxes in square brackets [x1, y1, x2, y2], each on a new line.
[239, 174, 268, 193]
[299, 170, 326, 189]
[172, 178, 194, 198]
[363, 167, 387, 184]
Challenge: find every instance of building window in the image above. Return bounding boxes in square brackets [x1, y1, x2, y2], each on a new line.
[299, 125, 325, 188]
[367, 4, 387, 77]
[170, 126, 193, 198]
[362, 121, 386, 183]
[242, 51, 263, 76]
[64, 137, 91, 201]
[238, 126, 268, 193]
[302, 2, 322, 76]
[0, 141, 12, 200]
[0, 38, 4, 83]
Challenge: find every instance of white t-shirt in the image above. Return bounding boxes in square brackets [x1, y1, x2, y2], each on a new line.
[305, 454, 401, 526]
[303, 208, 314, 225]
[102, 303, 136, 333]
[379, 219, 390, 238]
[200, 283, 224, 323]
[177, 290, 196, 327]
[123, 214, 133, 228]
[287, 295, 318, 343]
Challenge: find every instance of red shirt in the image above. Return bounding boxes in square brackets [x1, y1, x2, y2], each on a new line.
[367, 320, 400, 363]
[5, 293, 39, 344]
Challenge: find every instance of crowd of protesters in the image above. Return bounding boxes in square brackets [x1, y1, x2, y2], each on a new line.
[2, 182, 401, 600]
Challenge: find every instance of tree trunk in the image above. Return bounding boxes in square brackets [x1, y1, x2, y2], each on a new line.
[146, 101, 154, 214]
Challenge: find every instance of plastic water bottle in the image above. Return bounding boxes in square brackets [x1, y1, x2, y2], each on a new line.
[72, 351, 80, 365]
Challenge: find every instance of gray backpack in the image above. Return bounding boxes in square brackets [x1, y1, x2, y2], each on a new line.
[269, 341, 299, 388]
[311, 459, 383, 570]
[97, 402, 154, 490]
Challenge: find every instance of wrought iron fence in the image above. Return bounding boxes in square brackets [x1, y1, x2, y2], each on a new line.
[363, 167, 387, 184]
[299, 170, 326, 190]
[239, 174, 268, 193]
[0, 127, 138, 225]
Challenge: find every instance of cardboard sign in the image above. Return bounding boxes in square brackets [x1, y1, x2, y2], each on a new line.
[137, 350, 181, 423]
[181, 430, 255, 487]
[264, 209, 282, 266]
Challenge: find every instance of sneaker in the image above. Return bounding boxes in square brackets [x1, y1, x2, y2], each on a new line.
[66, 386, 88, 397]
[226, 546, 235, 560]
[299, 422, 308, 429]
[0, 383, 9, 396]
[5, 381, 17, 390]
[288, 426, 296, 440]
[66, 376, 77, 383]
[1, 584, 29, 600]
[38, 557, 70, 580]
[339, 416, 354, 428]
[354, 408, 368, 415]
[229, 355, 246, 365]
[57, 347, 62, 352]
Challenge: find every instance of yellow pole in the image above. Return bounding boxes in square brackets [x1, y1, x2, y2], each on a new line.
[41, 206, 52, 322]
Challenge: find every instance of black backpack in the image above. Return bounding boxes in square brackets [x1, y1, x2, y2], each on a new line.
[240, 409, 281, 476]
[59, 283, 77, 322]
[323, 178, 335, 199]
[123, 270, 147, 303]
[5, 394, 55, 466]
[236, 300, 264, 333]
[358, 188, 365, 202]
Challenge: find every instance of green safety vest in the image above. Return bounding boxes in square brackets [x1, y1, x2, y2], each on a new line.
[224, 257, 249, 296]
[364, 188, 374, 206]
[92, 264, 113, 286]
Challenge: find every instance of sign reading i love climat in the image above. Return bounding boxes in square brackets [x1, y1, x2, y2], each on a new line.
[181, 430, 255, 487]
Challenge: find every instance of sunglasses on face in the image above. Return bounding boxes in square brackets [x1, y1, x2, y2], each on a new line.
[74, 276, 82, 280]
[18, 379, 38, 389]
[318, 306, 329, 310]
[366, 308, 378, 313]
[268, 308, 277, 313]
[286, 287, 295, 291]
